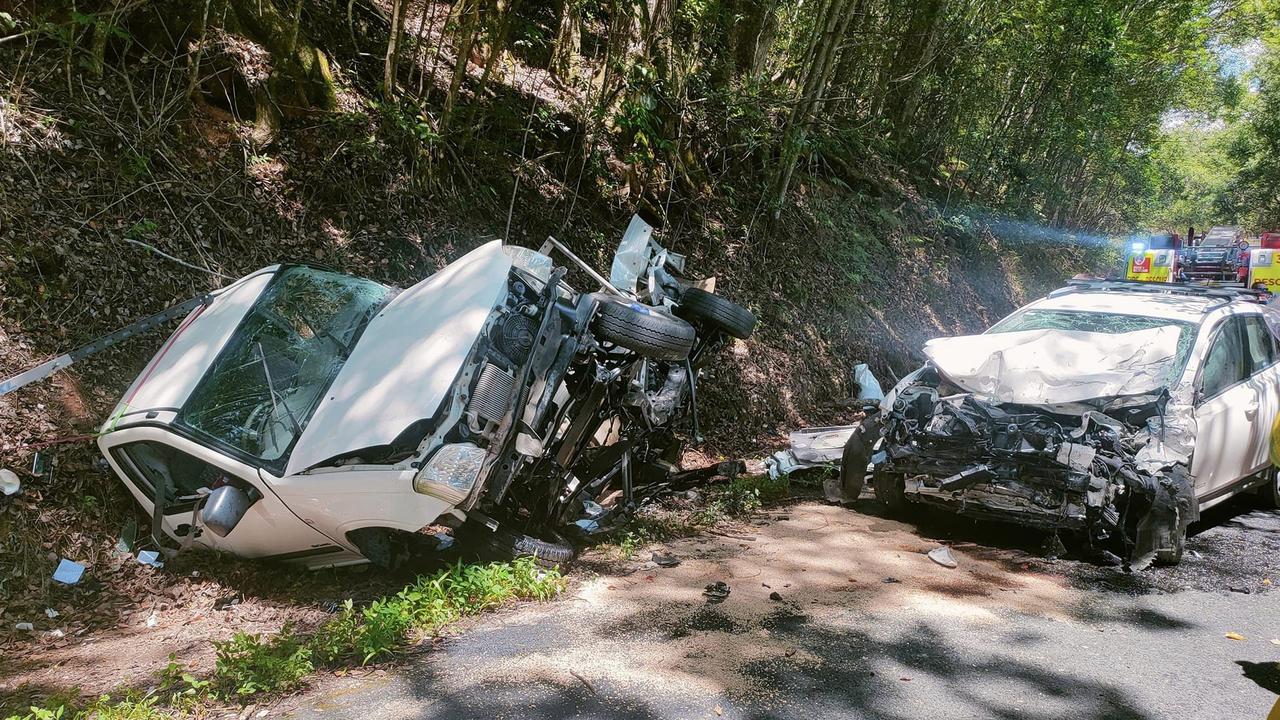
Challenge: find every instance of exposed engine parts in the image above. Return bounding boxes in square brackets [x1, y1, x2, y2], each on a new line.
[875, 370, 1195, 570]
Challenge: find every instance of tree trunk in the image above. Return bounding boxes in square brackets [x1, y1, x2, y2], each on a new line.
[551, 0, 582, 80]
[383, 0, 409, 99]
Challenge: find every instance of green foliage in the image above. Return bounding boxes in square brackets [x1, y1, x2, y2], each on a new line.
[212, 625, 314, 696]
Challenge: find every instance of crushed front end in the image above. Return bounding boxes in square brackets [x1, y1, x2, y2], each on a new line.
[874, 367, 1193, 569]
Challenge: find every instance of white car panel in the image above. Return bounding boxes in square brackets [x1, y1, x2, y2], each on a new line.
[285, 241, 513, 475]
[97, 425, 338, 560]
[102, 270, 275, 430]
[1026, 291, 1216, 323]
[269, 465, 455, 538]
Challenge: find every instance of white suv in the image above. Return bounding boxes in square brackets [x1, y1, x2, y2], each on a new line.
[845, 280, 1280, 568]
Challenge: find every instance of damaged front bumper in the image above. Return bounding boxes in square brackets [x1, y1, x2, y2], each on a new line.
[874, 371, 1195, 569]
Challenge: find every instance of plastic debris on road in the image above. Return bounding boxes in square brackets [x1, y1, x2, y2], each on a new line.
[52, 559, 85, 585]
[1, 469, 19, 496]
[928, 546, 958, 568]
[14, 622, 34, 631]
[1225, 631, 1246, 641]
[45, 608, 59, 618]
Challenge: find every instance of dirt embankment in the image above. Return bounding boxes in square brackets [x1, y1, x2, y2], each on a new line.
[1, 42, 1110, 706]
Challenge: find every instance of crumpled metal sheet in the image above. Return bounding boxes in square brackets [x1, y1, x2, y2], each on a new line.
[766, 425, 858, 479]
[922, 326, 1182, 405]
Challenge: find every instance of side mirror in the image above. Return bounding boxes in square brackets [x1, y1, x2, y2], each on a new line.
[200, 485, 254, 538]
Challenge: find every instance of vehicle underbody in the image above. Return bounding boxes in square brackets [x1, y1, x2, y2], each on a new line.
[868, 367, 1196, 570]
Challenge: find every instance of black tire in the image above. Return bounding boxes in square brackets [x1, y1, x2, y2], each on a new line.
[1153, 517, 1186, 566]
[838, 436, 868, 504]
[873, 469, 907, 513]
[592, 297, 696, 361]
[675, 288, 757, 339]
[1258, 468, 1280, 509]
[460, 523, 576, 568]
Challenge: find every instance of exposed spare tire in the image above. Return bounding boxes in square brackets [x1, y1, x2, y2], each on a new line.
[592, 297, 696, 361]
[675, 287, 756, 339]
[456, 522, 576, 568]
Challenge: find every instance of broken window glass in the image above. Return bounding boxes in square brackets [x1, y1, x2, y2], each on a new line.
[113, 441, 228, 510]
[179, 267, 393, 471]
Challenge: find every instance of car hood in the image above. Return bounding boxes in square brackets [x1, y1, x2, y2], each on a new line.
[285, 241, 513, 476]
[921, 325, 1182, 406]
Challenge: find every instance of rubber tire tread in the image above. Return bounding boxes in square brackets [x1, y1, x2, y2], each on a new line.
[873, 470, 907, 513]
[593, 298, 696, 361]
[1259, 468, 1280, 509]
[675, 288, 757, 339]
[472, 526, 576, 568]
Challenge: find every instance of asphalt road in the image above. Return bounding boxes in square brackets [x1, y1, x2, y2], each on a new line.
[283, 497, 1280, 720]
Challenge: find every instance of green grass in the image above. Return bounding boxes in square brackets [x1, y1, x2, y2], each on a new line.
[6, 558, 564, 719]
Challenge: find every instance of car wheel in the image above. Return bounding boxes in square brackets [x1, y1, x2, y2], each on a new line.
[1153, 520, 1186, 566]
[592, 297, 697, 361]
[1258, 467, 1280, 509]
[674, 288, 757, 339]
[872, 469, 907, 513]
[459, 523, 577, 568]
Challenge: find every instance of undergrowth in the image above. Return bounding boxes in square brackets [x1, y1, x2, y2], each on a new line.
[5, 558, 563, 719]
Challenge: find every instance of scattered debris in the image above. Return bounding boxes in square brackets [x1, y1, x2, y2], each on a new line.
[47, 629, 65, 639]
[1229, 585, 1252, 595]
[882, 577, 901, 584]
[0, 468, 19, 496]
[136, 550, 164, 568]
[44, 608, 59, 618]
[145, 612, 159, 628]
[768, 591, 783, 602]
[713, 705, 723, 716]
[703, 581, 731, 604]
[52, 558, 85, 585]
[928, 546, 958, 568]
[1226, 631, 1246, 641]
[651, 551, 681, 568]
[14, 622, 34, 631]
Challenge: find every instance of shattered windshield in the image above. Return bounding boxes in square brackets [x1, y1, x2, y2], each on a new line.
[988, 309, 1197, 386]
[179, 267, 393, 472]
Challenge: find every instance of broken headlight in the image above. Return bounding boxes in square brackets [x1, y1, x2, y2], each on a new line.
[414, 443, 486, 500]
[501, 245, 553, 285]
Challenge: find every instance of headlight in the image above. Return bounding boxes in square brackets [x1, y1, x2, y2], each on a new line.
[501, 245, 553, 284]
[414, 443, 486, 500]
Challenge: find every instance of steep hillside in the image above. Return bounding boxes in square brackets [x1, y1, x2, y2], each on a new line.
[0, 21, 1113, 632]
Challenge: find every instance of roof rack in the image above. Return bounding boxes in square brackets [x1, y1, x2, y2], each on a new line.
[1049, 278, 1266, 307]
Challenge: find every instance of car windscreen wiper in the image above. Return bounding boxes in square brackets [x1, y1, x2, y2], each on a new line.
[256, 342, 303, 437]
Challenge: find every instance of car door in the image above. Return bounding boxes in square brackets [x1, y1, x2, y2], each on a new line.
[1191, 315, 1259, 501]
[104, 428, 340, 560]
[1242, 314, 1280, 476]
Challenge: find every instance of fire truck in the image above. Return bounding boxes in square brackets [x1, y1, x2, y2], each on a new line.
[1125, 228, 1280, 292]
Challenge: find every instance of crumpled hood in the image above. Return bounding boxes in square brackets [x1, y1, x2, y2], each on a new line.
[285, 241, 513, 475]
[922, 326, 1182, 406]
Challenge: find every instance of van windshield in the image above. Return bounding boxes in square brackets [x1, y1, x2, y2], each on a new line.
[179, 267, 392, 472]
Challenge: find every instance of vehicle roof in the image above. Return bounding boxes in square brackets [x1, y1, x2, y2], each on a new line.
[106, 268, 278, 426]
[1026, 288, 1233, 323]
